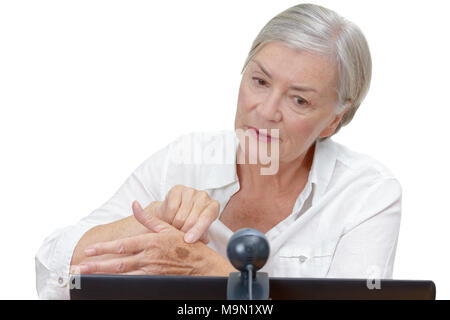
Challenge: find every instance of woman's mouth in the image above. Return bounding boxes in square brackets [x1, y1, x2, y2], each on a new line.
[247, 126, 279, 143]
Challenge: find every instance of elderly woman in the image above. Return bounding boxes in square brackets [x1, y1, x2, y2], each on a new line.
[36, 3, 401, 299]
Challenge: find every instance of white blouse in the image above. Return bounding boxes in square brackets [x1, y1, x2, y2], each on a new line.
[35, 129, 402, 299]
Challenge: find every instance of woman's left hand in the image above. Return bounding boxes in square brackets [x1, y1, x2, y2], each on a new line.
[74, 201, 235, 276]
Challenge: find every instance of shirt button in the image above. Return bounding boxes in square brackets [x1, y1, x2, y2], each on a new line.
[298, 255, 308, 263]
[57, 276, 67, 287]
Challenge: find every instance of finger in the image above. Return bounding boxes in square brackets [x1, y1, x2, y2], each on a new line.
[180, 209, 201, 234]
[70, 265, 83, 275]
[78, 256, 138, 274]
[121, 270, 147, 276]
[199, 232, 210, 244]
[184, 201, 220, 243]
[172, 190, 197, 230]
[155, 195, 168, 219]
[163, 186, 183, 224]
[133, 200, 174, 233]
[84, 233, 152, 257]
[179, 192, 211, 233]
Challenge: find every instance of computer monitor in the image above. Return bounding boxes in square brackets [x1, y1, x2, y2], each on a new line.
[69, 274, 436, 300]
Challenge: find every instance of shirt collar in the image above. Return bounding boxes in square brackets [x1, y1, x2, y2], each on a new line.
[309, 137, 338, 197]
[195, 130, 240, 190]
[198, 130, 338, 197]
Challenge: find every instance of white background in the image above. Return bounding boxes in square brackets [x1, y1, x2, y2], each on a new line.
[1, 0, 449, 299]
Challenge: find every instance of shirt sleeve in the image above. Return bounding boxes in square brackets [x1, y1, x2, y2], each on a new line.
[326, 177, 402, 279]
[35, 142, 172, 299]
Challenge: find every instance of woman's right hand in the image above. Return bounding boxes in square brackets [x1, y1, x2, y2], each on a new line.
[139, 185, 221, 244]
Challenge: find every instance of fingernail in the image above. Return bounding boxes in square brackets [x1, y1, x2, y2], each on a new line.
[84, 248, 96, 256]
[79, 264, 90, 273]
[184, 233, 195, 243]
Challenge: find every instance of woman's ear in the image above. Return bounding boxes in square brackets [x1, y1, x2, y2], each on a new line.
[318, 101, 352, 138]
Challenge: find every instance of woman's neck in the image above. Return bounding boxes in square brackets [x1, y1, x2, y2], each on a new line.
[236, 141, 315, 198]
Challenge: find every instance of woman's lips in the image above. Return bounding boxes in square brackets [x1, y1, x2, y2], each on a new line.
[247, 126, 279, 142]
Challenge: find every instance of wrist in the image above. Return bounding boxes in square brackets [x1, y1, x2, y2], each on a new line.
[201, 249, 238, 277]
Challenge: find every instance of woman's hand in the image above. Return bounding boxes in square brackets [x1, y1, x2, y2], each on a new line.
[70, 186, 219, 270]
[76, 201, 236, 276]
[143, 185, 220, 244]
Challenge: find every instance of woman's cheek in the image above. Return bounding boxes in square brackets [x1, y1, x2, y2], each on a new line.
[238, 89, 255, 112]
[292, 119, 316, 136]
[288, 120, 319, 150]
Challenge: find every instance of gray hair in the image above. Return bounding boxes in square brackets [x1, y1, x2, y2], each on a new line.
[241, 3, 372, 138]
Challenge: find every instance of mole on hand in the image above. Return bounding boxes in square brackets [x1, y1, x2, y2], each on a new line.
[175, 247, 189, 259]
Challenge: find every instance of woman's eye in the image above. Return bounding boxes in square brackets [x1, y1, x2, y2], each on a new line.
[252, 77, 267, 87]
[294, 96, 308, 106]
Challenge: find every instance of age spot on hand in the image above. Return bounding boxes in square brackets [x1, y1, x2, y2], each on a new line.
[175, 247, 189, 259]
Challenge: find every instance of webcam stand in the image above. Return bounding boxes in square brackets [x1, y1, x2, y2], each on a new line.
[227, 267, 269, 300]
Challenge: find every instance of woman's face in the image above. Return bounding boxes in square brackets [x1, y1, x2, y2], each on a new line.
[235, 41, 347, 164]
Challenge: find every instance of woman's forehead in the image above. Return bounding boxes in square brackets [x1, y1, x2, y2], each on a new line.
[250, 42, 338, 90]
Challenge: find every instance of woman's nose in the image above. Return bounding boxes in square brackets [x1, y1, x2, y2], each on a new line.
[257, 93, 282, 122]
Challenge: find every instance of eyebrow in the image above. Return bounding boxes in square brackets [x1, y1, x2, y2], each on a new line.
[251, 59, 317, 93]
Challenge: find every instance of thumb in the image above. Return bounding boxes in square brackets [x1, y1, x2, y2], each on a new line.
[133, 200, 173, 233]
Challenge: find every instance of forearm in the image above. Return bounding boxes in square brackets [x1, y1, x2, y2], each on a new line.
[70, 215, 148, 267]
